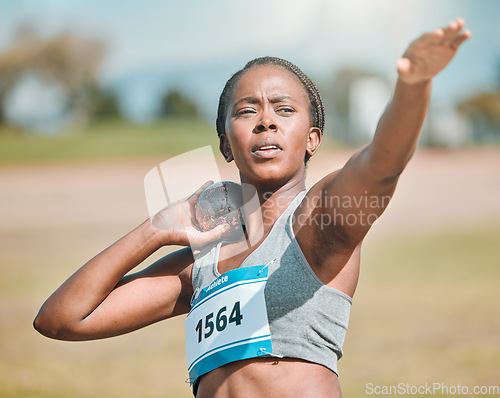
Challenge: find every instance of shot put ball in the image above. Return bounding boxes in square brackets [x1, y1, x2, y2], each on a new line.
[195, 181, 244, 240]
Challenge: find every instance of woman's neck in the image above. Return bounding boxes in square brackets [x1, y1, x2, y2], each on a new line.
[238, 177, 305, 245]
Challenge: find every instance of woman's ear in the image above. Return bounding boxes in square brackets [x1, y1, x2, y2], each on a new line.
[219, 134, 234, 163]
[306, 127, 322, 159]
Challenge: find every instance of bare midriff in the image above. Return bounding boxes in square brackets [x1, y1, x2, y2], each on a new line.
[196, 357, 342, 398]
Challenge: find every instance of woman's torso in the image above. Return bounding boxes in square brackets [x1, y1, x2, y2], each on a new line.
[196, 357, 343, 398]
[191, 190, 360, 397]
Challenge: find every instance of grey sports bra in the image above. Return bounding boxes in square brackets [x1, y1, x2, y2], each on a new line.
[191, 190, 352, 376]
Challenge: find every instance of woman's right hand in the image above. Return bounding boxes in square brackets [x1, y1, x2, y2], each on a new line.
[151, 181, 230, 248]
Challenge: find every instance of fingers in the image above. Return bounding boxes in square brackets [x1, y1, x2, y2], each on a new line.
[443, 19, 460, 36]
[419, 18, 471, 48]
[192, 223, 231, 247]
[187, 180, 214, 205]
[455, 18, 466, 31]
[396, 57, 412, 76]
[451, 30, 471, 49]
[199, 180, 215, 191]
[195, 180, 215, 196]
[442, 18, 471, 48]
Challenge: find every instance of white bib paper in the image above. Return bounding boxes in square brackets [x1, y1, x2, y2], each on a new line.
[185, 264, 272, 383]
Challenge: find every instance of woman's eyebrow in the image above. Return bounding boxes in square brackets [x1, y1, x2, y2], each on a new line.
[269, 95, 293, 104]
[233, 95, 294, 107]
[233, 96, 260, 106]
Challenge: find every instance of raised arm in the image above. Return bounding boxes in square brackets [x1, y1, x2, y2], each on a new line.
[297, 19, 470, 270]
[33, 182, 229, 341]
[362, 18, 471, 180]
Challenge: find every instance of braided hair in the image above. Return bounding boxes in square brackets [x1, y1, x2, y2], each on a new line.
[216, 57, 325, 139]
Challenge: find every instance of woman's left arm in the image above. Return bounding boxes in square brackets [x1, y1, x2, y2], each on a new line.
[303, 19, 471, 249]
[361, 18, 471, 179]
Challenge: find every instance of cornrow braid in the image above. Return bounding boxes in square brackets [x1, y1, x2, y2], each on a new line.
[216, 56, 325, 138]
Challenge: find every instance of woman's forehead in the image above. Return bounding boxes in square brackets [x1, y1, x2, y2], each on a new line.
[232, 65, 308, 102]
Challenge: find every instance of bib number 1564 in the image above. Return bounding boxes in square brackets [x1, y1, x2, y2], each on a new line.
[194, 301, 243, 343]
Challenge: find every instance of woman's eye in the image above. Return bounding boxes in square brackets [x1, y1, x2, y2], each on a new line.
[277, 107, 295, 114]
[236, 109, 255, 116]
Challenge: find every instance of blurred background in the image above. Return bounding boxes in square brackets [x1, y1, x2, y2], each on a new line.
[0, 0, 499, 397]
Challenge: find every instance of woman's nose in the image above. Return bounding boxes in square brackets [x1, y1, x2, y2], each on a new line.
[255, 114, 277, 133]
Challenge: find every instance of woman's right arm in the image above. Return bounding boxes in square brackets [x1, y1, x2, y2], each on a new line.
[33, 182, 229, 341]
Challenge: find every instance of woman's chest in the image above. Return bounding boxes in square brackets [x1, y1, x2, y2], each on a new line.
[216, 240, 263, 275]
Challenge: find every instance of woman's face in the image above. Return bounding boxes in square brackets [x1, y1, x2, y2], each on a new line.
[221, 65, 321, 189]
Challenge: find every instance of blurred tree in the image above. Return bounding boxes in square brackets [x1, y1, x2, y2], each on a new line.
[86, 83, 121, 119]
[159, 90, 198, 118]
[458, 92, 500, 124]
[457, 91, 500, 142]
[0, 28, 106, 131]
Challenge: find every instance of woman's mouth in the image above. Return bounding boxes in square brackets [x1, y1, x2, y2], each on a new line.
[252, 144, 282, 158]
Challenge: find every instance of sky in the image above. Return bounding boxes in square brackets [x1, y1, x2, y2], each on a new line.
[0, 0, 499, 122]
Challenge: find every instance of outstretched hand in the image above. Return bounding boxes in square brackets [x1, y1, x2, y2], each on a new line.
[397, 18, 471, 84]
[152, 181, 230, 248]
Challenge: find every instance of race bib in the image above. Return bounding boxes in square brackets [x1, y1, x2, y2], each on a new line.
[185, 264, 272, 383]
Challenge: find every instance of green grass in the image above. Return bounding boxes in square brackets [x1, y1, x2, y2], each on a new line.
[362, 223, 500, 284]
[0, 117, 219, 165]
[340, 224, 500, 397]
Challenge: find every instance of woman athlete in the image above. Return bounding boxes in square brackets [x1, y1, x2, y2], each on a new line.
[34, 19, 470, 397]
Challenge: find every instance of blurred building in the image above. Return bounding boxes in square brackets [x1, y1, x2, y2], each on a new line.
[0, 31, 105, 133]
[3, 72, 69, 133]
